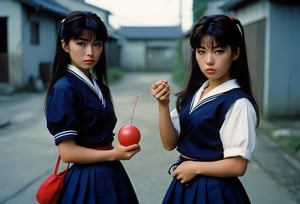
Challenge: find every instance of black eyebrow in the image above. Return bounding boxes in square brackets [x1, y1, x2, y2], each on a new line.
[76, 37, 88, 41]
[75, 37, 102, 42]
[198, 44, 224, 49]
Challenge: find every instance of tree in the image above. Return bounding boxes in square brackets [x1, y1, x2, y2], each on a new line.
[193, 0, 209, 22]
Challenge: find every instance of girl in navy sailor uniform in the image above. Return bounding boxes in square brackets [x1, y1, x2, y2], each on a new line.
[151, 15, 259, 204]
[45, 11, 140, 204]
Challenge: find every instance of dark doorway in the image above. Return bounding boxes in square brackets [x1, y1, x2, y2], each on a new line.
[0, 17, 9, 83]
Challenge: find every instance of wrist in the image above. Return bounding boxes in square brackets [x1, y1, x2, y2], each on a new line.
[108, 149, 116, 161]
[194, 161, 203, 175]
[158, 101, 169, 109]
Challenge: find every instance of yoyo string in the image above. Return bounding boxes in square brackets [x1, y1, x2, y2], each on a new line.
[128, 82, 176, 124]
[128, 92, 153, 124]
[129, 95, 140, 124]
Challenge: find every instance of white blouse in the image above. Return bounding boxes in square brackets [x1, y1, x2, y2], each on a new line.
[170, 79, 257, 160]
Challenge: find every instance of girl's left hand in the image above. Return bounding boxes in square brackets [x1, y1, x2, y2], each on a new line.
[113, 142, 141, 160]
[151, 80, 170, 104]
[171, 161, 198, 184]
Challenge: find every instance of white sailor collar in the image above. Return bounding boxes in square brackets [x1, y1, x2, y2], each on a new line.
[67, 64, 105, 106]
[191, 79, 240, 111]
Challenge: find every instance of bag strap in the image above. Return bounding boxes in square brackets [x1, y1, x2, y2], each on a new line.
[53, 155, 70, 174]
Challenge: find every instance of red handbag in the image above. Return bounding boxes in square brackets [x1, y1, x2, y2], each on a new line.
[36, 155, 70, 204]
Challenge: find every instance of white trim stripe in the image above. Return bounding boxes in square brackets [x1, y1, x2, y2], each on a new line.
[189, 93, 223, 114]
[54, 130, 77, 140]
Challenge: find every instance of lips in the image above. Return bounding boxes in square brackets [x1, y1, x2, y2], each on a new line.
[206, 68, 216, 74]
[84, 60, 94, 65]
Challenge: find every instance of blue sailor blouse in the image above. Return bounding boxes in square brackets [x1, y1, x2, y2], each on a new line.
[46, 65, 117, 148]
[171, 79, 257, 161]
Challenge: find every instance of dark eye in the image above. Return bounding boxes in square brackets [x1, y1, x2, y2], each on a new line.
[215, 49, 224, 54]
[94, 41, 102, 47]
[196, 49, 205, 55]
[77, 41, 86, 46]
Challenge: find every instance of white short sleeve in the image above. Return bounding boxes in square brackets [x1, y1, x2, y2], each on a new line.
[220, 98, 257, 160]
[170, 108, 180, 134]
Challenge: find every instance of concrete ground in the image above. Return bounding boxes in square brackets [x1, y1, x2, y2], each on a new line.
[0, 72, 299, 204]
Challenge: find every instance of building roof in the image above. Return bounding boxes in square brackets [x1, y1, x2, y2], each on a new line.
[222, 0, 300, 10]
[221, 0, 257, 10]
[18, 0, 69, 16]
[117, 26, 182, 40]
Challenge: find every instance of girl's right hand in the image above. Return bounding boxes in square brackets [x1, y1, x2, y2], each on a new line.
[112, 142, 141, 160]
[151, 80, 170, 104]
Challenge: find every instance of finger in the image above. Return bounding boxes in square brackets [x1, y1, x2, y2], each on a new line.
[125, 144, 140, 150]
[159, 80, 169, 85]
[160, 89, 171, 97]
[159, 82, 170, 93]
[155, 92, 167, 100]
[171, 171, 177, 178]
[152, 80, 166, 89]
[153, 87, 167, 98]
[151, 83, 159, 90]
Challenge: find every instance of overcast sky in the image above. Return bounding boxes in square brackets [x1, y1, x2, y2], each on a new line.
[86, 0, 193, 31]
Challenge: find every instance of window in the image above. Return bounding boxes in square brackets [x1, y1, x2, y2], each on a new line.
[30, 21, 39, 45]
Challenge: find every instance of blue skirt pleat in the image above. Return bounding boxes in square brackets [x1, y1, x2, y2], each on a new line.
[163, 176, 250, 204]
[58, 161, 139, 204]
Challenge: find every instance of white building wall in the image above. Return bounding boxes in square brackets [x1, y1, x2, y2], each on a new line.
[22, 14, 57, 85]
[121, 41, 145, 70]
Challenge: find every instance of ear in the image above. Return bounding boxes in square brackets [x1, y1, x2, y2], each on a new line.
[232, 47, 240, 61]
[61, 40, 69, 53]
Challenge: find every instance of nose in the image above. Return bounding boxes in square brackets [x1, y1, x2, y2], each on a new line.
[206, 53, 214, 65]
[86, 45, 93, 56]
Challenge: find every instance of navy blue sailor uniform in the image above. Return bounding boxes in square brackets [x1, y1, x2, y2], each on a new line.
[46, 65, 139, 204]
[163, 81, 256, 204]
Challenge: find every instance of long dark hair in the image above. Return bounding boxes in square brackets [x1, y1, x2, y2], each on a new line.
[176, 14, 259, 125]
[46, 11, 112, 102]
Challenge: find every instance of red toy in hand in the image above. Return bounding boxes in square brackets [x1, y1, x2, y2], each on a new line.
[118, 96, 141, 146]
[118, 123, 141, 146]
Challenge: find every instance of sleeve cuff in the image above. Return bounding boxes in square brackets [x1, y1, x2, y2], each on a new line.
[224, 147, 253, 160]
[54, 130, 77, 145]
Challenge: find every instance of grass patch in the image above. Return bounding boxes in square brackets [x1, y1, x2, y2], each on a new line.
[172, 59, 188, 88]
[258, 123, 300, 157]
[107, 67, 124, 84]
[272, 135, 300, 155]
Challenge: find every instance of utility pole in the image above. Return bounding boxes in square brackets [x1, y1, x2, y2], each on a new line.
[179, 0, 182, 31]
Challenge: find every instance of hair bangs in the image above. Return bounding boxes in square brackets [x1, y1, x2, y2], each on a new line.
[85, 16, 108, 41]
[193, 27, 229, 50]
[190, 16, 234, 50]
[70, 24, 107, 42]
[61, 11, 108, 42]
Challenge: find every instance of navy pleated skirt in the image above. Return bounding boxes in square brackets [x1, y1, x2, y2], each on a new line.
[162, 175, 250, 204]
[58, 160, 139, 204]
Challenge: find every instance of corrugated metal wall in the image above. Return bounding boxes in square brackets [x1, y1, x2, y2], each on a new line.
[244, 19, 266, 112]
